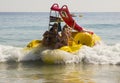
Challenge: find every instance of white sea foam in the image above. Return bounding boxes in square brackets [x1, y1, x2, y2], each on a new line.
[0, 43, 120, 65]
[78, 43, 120, 64]
[0, 45, 41, 62]
[0, 45, 22, 62]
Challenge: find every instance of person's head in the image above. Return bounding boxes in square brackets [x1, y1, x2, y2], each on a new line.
[63, 25, 68, 31]
[53, 23, 58, 28]
[50, 23, 58, 33]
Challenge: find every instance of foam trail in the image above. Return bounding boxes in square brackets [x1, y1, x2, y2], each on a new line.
[0, 43, 120, 65]
[0, 45, 22, 62]
[78, 43, 120, 64]
[0, 45, 41, 62]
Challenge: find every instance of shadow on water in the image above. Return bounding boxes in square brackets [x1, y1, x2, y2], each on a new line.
[0, 61, 120, 83]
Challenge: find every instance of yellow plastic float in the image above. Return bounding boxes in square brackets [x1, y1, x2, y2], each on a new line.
[25, 32, 100, 53]
[24, 32, 101, 64]
[24, 40, 42, 50]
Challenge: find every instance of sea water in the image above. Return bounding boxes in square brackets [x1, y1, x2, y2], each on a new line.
[0, 12, 120, 83]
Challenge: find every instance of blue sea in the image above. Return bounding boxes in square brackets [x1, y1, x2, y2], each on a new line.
[0, 12, 120, 83]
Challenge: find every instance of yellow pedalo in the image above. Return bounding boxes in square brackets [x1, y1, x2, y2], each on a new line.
[25, 32, 100, 52]
[24, 32, 101, 64]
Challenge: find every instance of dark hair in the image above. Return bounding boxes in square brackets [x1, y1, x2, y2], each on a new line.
[53, 23, 58, 27]
[50, 23, 58, 31]
[63, 25, 68, 28]
[63, 25, 68, 30]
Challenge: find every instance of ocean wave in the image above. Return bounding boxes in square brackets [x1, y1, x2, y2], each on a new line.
[78, 43, 120, 65]
[0, 43, 120, 65]
[0, 45, 41, 62]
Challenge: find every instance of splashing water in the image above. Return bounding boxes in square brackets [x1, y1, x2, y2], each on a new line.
[78, 43, 120, 64]
[0, 45, 41, 62]
[0, 42, 120, 65]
